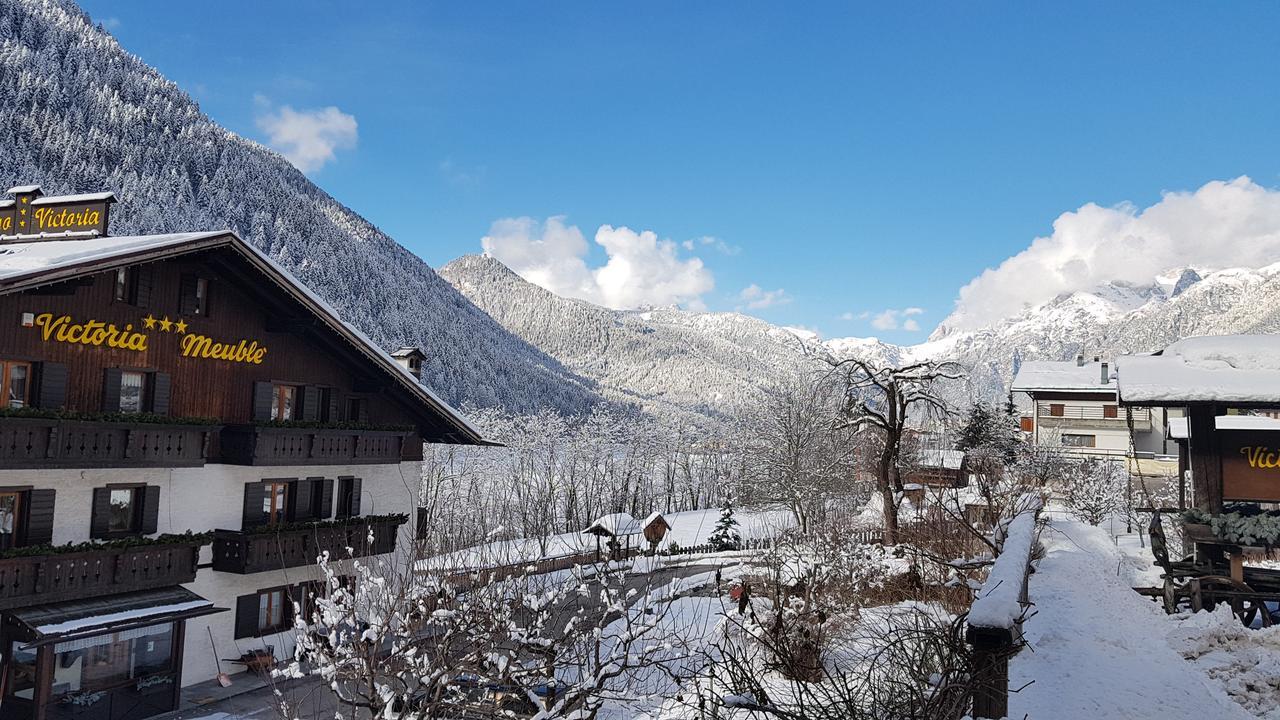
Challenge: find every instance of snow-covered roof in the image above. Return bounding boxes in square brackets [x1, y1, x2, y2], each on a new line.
[31, 191, 116, 205]
[1167, 414, 1280, 440]
[1010, 360, 1116, 393]
[641, 511, 669, 529]
[0, 232, 490, 445]
[915, 448, 965, 470]
[583, 513, 642, 537]
[7, 184, 40, 194]
[1118, 335, 1280, 405]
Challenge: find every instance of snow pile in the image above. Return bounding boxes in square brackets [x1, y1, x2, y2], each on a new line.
[968, 498, 1041, 629]
[1119, 335, 1280, 404]
[1168, 606, 1280, 718]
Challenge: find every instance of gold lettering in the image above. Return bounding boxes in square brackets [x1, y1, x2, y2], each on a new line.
[33, 206, 101, 231]
[31, 313, 147, 351]
[179, 333, 266, 365]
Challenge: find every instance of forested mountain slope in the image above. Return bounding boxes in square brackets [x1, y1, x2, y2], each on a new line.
[0, 0, 602, 414]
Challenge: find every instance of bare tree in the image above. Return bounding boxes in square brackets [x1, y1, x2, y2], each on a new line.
[827, 358, 965, 544]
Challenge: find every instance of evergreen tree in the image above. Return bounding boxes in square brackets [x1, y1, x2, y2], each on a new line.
[955, 402, 1019, 457]
[708, 502, 742, 551]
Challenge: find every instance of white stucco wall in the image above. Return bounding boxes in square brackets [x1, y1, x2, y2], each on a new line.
[0, 459, 422, 688]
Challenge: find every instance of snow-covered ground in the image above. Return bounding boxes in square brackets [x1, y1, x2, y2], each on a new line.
[1009, 515, 1255, 720]
[419, 507, 796, 571]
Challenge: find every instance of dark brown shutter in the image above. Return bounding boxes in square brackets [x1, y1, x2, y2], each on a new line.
[179, 274, 199, 316]
[301, 386, 320, 422]
[151, 372, 172, 416]
[348, 477, 362, 516]
[141, 485, 161, 534]
[24, 489, 55, 546]
[292, 479, 314, 521]
[102, 368, 123, 412]
[319, 478, 334, 519]
[90, 487, 112, 539]
[327, 391, 340, 423]
[135, 265, 154, 308]
[252, 382, 274, 422]
[35, 362, 68, 410]
[357, 400, 369, 424]
[242, 482, 270, 529]
[234, 594, 260, 639]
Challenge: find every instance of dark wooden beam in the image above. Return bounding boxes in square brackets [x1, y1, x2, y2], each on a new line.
[1187, 404, 1223, 512]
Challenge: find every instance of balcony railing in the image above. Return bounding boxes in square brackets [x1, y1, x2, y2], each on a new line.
[211, 515, 406, 574]
[218, 425, 415, 466]
[0, 538, 204, 610]
[0, 417, 215, 469]
[1035, 404, 1152, 423]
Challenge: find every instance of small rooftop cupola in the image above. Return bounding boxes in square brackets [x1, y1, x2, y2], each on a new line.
[1, 184, 116, 243]
[391, 346, 426, 379]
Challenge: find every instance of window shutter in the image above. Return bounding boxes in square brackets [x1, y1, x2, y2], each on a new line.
[24, 489, 55, 546]
[89, 487, 112, 539]
[151, 372, 172, 416]
[179, 274, 199, 316]
[242, 482, 270, 529]
[357, 400, 369, 424]
[301, 386, 320, 422]
[328, 391, 340, 423]
[35, 362, 68, 410]
[349, 477, 363, 517]
[102, 368, 123, 413]
[292, 479, 314, 522]
[234, 594, 260, 639]
[319, 478, 334, 519]
[252, 382, 274, 422]
[141, 485, 161, 534]
[135, 265, 154, 308]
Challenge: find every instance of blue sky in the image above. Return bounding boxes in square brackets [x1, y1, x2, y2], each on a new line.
[81, 1, 1280, 341]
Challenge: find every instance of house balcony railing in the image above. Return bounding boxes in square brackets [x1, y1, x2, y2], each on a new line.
[217, 425, 416, 466]
[1035, 404, 1152, 423]
[210, 514, 406, 574]
[0, 416, 216, 469]
[0, 536, 205, 610]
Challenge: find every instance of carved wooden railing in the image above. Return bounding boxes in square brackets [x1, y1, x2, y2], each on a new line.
[211, 516, 405, 574]
[0, 539, 204, 610]
[0, 417, 214, 469]
[218, 425, 414, 466]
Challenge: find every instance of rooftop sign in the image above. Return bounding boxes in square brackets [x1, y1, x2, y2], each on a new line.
[1, 185, 115, 241]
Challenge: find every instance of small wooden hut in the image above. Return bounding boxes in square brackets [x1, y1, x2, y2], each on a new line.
[582, 513, 643, 561]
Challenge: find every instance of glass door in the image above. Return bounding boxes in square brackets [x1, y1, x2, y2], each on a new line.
[0, 493, 21, 551]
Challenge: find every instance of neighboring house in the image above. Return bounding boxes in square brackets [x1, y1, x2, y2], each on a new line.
[0, 186, 489, 720]
[1011, 355, 1176, 466]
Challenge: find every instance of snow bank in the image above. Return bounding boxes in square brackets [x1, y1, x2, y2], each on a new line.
[968, 498, 1041, 630]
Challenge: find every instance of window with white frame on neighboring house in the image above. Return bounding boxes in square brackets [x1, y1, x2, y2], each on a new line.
[1061, 433, 1096, 448]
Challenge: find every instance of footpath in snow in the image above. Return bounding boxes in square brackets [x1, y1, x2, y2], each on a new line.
[1009, 516, 1253, 720]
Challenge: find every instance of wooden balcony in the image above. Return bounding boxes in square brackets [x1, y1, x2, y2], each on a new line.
[217, 425, 416, 466]
[0, 538, 204, 610]
[0, 416, 215, 469]
[211, 515, 406, 574]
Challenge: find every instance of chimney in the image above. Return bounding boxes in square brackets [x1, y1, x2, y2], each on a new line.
[1100, 362, 1110, 384]
[1076, 353, 1085, 366]
[390, 346, 425, 380]
[1093, 355, 1100, 363]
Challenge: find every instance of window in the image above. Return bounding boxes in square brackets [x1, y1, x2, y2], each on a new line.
[318, 387, 334, 422]
[119, 370, 147, 413]
[1049, 403, 1065, 417]
[272, 384, 298, 421]
[1019, 416, 1034, 432]
[257, 588, 289, 634]
[1103, 404, 1119, 419]
[107, 487, 139, 533]
[336, 477, 361, 519]
[113, 266, 137, 303]
[262, 481, 290, 525]
[1061, 434, 1096, 448]
[47, 623, 175, 701]
[0, 491, 21, 551]
[346, 397, 366, 423]
[1, 360, 30, 409]
[179, 274, 210, 316]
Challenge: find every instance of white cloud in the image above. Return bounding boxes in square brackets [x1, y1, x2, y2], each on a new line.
[864, 307, 927, 331]
[681, 236, 740, 255]
[946, 176, 1280, 331]
[255, 101, 358, 173]
[737, 284, 791, 311]
[482, 217, 715, 310]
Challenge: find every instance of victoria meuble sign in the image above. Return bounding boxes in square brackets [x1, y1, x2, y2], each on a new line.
[1221, 430, 1280, 502]
[1, 185, 114, 239]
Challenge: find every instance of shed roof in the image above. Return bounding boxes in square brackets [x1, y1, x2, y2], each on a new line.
[583, 513, 642, 537]
[1118, 335, 1280, 406]
[1011, 360, 1116, 393]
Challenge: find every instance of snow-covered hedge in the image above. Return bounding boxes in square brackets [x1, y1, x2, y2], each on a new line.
[968, 497, 1043, 630]
[1185, 504, 1280, 546]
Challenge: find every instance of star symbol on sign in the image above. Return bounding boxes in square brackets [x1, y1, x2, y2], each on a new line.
[174, 319, 188, 334]
[142, 314, 157, 329]
[158, 316, 173, 332]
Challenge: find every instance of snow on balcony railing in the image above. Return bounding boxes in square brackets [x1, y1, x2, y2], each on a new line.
[969, 495, 1043, 630]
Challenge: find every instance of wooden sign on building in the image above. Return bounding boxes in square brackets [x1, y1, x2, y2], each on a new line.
[1, 185, 115, 240]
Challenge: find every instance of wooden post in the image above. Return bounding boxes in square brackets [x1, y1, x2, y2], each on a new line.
[968, 627, 1012, 719]
[1187, 404, 1223, 513]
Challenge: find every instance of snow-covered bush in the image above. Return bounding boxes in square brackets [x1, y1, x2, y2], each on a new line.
[1063, 458, 1128, 525]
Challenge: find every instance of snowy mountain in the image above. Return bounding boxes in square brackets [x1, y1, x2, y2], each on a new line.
[0, 0, 603, 415]
[440, 255, 831, 424]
